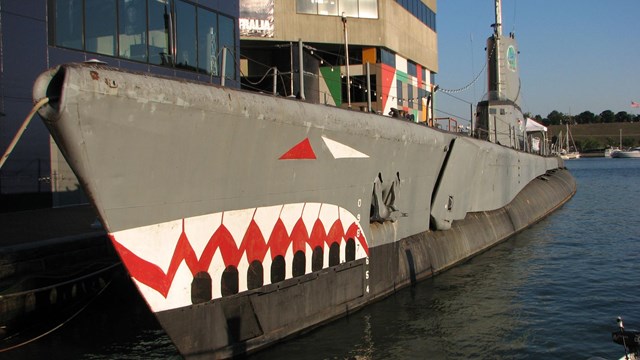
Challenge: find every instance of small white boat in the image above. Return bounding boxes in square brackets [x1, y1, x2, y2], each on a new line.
[604, 146, 620, 157]
[611, 147, 640, 158]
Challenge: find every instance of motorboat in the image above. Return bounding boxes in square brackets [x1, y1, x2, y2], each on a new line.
[610, 147, 640, 158]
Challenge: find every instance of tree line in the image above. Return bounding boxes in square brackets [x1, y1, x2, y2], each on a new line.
[527, 110, 640, 126]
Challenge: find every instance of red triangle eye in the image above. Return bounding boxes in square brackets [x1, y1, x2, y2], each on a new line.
[279, 138, 316, 160]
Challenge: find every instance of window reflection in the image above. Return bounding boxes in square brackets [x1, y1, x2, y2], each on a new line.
[297, 0, 316, 14]
[176, 1, 197, 70]
[85, 0, 117, 56]
[219, 15, 236, 78]
[296, 0, 379, 19]
[51, 0, 236, 78]
[119, 0, 148, 61]
[319, 1, 338, 16]
[197, 8, 218, 75]
[359, 0, 378, 19]
[55, 0, 83, 49]
[339, 0, 357, 17]
[148, 0, 172, 65]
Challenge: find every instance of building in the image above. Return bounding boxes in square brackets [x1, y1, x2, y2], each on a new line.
[0, 0, 240, 209]
[239, 0, 438, 121]
[0, 0, 439, 209]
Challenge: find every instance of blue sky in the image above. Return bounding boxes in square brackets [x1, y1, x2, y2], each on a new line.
[435, 0, 640, 124]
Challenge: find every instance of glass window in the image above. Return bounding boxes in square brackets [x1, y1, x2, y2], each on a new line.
[54, 0, 83, 49]
[319, 0, 338, 16]
[148, 0, 172, 65]
[85, 0, 117, 56]
[218, 14, 235, 78]
[339, 0, 358, 17]
[119, 0, 148, 61]
[359, 0, 378, 19]
[175, 1, 197, 70]
[197, 8, 218, 75]
[297, 0, 317, 14]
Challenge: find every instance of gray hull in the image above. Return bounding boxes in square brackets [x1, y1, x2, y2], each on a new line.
[33, 63, 575, 358]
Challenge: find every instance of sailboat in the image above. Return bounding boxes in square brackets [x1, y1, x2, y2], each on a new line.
[608, 129, 640, 158]
[559, 123, 580, 160]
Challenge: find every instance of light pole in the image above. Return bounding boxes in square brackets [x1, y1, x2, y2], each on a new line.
[342, 13, 351, 109]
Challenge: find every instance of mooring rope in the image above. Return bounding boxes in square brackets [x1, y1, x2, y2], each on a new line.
[0, 97, 50, 170]
[0, 268, 117, 352]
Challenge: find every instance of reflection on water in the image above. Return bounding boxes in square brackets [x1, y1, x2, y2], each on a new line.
[5, 158, 640, 360]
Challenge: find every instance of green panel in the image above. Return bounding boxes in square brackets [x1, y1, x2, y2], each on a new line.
[396, 70, 409, 84]
[320, 67, 342, 106]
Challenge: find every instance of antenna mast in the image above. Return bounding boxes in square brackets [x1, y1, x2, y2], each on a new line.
[494, 0, 503, 36]
[493, 0, 503, 97]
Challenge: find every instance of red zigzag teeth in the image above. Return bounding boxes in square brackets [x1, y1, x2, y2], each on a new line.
[111, 217, 368, 298]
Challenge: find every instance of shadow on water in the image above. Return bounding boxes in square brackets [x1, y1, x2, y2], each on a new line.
[3, 271, 180, 360]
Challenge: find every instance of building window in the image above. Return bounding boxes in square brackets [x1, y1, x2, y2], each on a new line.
[119, 0, 148, 61]
[175, 1, 197, 70]
[197, 8, 218, 74]
[394, 0, 436, 31]
[85, 0, 117, 56]
[54, 0, 83, 50]
[219, 14, 236, 78]
[359, 0, 378, 18]
[319, 1, 338, 16]
[296, 0, 378, 19]
[297, 0, 317, 14]
[49, 0, 236, 77]
[339, 0, 358, 17]
[147, 0, 171, 65]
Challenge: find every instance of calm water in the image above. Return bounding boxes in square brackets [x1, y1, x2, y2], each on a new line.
[5, 158, 640, 360]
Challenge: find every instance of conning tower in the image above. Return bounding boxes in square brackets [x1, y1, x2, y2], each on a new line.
[475, 0, 525, 149]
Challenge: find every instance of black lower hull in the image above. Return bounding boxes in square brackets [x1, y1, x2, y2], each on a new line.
[155, 168, 576, 359]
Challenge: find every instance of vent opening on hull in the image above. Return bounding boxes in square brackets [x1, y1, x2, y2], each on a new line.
[184, 237, 362, 305]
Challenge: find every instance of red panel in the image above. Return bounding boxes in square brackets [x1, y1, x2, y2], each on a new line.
[380, 63, 396, 112]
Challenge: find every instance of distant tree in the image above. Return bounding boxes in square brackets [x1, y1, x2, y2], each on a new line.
[580, 138, 600, 150]
[615, 111, 633, 123]
[575, 111, 595, 124]
[600, 110, 615, 123]
[547, 110, 565, 125]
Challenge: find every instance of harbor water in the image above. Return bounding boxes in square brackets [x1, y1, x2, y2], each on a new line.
[5, 158, 640, 360]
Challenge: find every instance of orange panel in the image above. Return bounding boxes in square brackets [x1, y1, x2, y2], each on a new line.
[362, 48, 376, 64]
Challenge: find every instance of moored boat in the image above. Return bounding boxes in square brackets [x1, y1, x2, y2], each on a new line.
[31, 0, 575, 358]
[611, 147, 640, 158]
